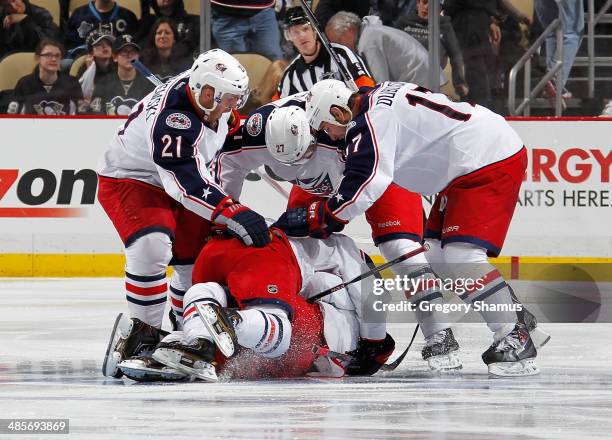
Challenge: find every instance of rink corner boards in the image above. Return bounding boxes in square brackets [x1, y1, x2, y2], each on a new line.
[0, 254, 611, 282]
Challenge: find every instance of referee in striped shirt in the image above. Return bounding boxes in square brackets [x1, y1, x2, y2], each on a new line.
[273, 7, 375, 100]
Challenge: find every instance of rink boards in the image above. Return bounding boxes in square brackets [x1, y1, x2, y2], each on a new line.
[0, 116, 610, 278]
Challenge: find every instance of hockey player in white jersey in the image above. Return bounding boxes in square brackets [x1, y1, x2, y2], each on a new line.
[118, 230, 395, 382]
[99, 49, 272, 378]
[281, 79, 547, 377]
[213, 96, 462, 371]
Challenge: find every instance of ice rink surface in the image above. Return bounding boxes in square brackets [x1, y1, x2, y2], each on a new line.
[1, 278, 612, 440]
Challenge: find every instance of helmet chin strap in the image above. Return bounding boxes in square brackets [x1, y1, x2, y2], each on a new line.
[188, 85, 217, 118]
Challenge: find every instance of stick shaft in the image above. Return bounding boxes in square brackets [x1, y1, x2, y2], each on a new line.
[131, 59, 163, 87]
[307, 244, 428, 303]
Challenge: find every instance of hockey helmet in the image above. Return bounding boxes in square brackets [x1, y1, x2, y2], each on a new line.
[305, 79, 354, 130]
[284, 7, 309, 27]
[189, 49, 250, 115]
[265, 106, 317, 166]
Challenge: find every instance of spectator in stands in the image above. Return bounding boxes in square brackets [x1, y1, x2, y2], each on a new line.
[399, 0, 468, 98]
[211, 0, 283, 61]
[140, 0, 199, 54]
[492, 0, 533, 110]
[7, 38, 85, 114]
[77, 30, 116, 102]
[0, 90, 11, 113]
[141, 17, 192, 82]
[88, 34, 154, 115]
[66, 0, 139, 52]
[325, 11, 443, 88]
[443, 0, 501, 108]
[275, 7, 374, 99]
[313, 0, 370, 29]
[0, 0, 58, 58]
[535, 0, 583, 100]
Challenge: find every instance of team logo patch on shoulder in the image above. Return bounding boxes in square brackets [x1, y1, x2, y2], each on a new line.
[246, 113, 263, 136]
[290, 124, 299, 136]
[166, 113, 192, 129]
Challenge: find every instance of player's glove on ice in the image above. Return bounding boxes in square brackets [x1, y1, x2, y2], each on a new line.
[345, 334, 395, 376]
[212, 197, 271, 247]
[273, 201, 347, 238]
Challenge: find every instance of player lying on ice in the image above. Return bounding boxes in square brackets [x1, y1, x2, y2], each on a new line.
[271, 79, 550, 377]
[105, 229, 396, 382]
[212, 97, 463, 372]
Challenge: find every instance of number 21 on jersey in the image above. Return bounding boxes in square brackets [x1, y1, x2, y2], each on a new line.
[161, 135, 183, 158]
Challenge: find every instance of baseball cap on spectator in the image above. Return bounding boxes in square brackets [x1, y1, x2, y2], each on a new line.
[113, 34, 140, 53]
[86, 30, 115, 51]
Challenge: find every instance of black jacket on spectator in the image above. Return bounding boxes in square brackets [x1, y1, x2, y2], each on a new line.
[0, 90, 12, 113]
[444, 0, 498, 44]
[66, 2, 138, 49]
[141, 45, 192, 83]
[314, 0, 370, 29]
[399, 11, 468, 89]
[0, 0, 58, 57]
[88, 71, 153, 115]
[139, 0, 200, 53]
[7, 68, 85, 115]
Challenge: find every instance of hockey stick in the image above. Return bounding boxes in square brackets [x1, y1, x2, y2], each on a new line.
[131, 59, 163, 87]
[379, 324, 419, 372]
[306, 243, 429, 304]
[252, 166, 290, 199]
[299, 0, 358, 92]
[312, 344, 355, 363]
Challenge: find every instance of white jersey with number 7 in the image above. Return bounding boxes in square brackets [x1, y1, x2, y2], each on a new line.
[327, 82, 524, 220]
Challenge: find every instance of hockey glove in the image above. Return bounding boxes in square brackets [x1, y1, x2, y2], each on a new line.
[273, 201, 347, 239]
[212, 197, 271, 247]
[345, 333, 395, 376]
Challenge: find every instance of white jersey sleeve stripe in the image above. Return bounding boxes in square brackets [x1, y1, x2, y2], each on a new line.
[331, 112, 380, 217]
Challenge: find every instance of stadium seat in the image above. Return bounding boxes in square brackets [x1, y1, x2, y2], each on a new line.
[31, 0, 61, 26]
[182, 0, 200, 15]
[69, 0, 142, 18]
[0, 52, 37, 92]
[69, 54, 88, 77]
[232, 53, 272, 90]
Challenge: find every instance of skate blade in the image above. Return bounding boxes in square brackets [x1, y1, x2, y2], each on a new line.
[488, 358, 540, 377]
[152, 348, 218, 382]
[119, 359, 187, 382]
[195, 303, 236, 358]
[427, 350, 463, 372]
[530, 327, 551, 350]
[102, 313, 133, 378]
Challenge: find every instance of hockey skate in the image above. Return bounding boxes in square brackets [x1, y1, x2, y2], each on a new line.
[152, 338, 218, 382]
[195, 303, 239, 358]
[118, 356, 188, 382]
[422, 328, 462, 372]
[482, 323, 539, 377]
[102, 313, 168, 378]
[510, 286, 551, 349]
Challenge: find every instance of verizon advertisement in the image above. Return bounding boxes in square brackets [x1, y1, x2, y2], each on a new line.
[0, 117, 610, 259]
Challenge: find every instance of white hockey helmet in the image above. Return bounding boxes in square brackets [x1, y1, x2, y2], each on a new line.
[305, 79, 354, 130]
[189, 49, 250, 115]
[265, 106, 317, 166]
